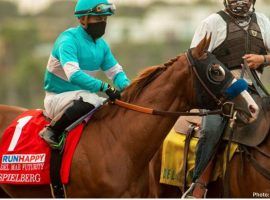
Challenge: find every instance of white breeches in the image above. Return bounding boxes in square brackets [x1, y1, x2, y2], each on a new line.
[44, 90, 106, 119]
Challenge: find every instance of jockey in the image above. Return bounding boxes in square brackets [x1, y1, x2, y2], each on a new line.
[188, 0, 270, 197]
[39, 0, 130, 148]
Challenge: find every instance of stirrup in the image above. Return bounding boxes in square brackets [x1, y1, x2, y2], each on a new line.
[51, 133, 67, 151]
[39, 127, 66, 150]
[39, 127, 58, 146]
[181, 182, 208, 198]
[181, 183, 196, 198]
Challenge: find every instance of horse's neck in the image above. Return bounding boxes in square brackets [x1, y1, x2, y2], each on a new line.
[257, 128, 270, 152]
[103, 58, 193, 169]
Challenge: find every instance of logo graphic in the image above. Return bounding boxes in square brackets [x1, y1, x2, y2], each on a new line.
[2, 154, 46, 164]
[251, 30, 258, 37]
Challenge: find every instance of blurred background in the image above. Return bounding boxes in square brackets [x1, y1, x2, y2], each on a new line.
[1, 0, 270, 108]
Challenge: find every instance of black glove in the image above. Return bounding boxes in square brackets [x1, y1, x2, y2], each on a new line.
[105, 85, 121, 101]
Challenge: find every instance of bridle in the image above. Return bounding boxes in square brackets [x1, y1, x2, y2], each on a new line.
[185, 49, 224, 106]
[65, 50, 246, 138]
[111, 49, 237, 118]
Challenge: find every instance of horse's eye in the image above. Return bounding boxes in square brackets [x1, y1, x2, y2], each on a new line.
[208, 63, 225, 82]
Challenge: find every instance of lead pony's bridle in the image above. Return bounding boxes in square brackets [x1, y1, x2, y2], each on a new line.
[185, 49, 225, 106]
[111, 49, 236, 118]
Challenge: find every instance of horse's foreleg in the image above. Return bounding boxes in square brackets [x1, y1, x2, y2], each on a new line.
[0, 187, 10, 198]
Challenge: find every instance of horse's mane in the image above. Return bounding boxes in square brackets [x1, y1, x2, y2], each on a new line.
[122, 65, 167, 102]
[122, 55, 181, 102]
[93, 56, 180, 120]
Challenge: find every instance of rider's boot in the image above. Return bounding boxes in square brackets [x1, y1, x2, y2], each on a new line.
[39, 98, 95, 148]
[192, 158, 215, 198]
[182, 114, 227, 198]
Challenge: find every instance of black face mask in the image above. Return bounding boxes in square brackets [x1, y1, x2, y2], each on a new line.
[85, 21, 107, 40]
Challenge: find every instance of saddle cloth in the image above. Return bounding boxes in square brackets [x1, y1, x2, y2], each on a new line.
[160, 128, 238, 188]
[0, 109, 84, 185]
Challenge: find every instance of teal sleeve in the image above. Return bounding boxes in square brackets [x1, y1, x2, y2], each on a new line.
[113, 72, 131, 91]
[56, 36, 109, 93]
[70, 71, 109, 93]
[54, 35, 79, 66]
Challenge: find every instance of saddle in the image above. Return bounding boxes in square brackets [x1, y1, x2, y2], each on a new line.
[174, 96, 270, 147]
[174, 113, 201, 138]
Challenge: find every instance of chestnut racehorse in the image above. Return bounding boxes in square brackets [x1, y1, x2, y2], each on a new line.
[0, 36, 259, 197]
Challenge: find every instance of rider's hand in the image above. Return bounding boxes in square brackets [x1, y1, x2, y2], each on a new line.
[243, 54, 264, 69]
[105, 85, 121, 101]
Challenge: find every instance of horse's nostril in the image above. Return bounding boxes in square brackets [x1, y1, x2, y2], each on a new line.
[249, 105, 256, 114]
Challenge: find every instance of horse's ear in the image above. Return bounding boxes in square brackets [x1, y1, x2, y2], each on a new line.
[204, 33, 212, 52]
[193, 33, 208, 59]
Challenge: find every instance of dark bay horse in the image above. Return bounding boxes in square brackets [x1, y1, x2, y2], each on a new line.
[228, 126, 270, 197]
[148, 113, 270, 198]
[0, 35, 259, 197]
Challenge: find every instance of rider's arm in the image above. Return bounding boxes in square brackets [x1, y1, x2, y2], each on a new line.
[190, 13, 225, 52]
[256, 12, 270, 53]
[256, 12, 270, 67]
[58, 41, 108, 92]
[113, 71, 130, 91]
[264, 55, 270, 66]
[101, 40, 130, 91]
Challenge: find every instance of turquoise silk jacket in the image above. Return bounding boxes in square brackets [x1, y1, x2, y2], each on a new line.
[44, 25, 130, 94]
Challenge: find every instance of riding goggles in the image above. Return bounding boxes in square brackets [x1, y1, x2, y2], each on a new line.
[75, 3, 116, 16]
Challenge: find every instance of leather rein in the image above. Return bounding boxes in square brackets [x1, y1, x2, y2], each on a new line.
[111, 51, 236, 118]
[241, 145, 270, 180]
